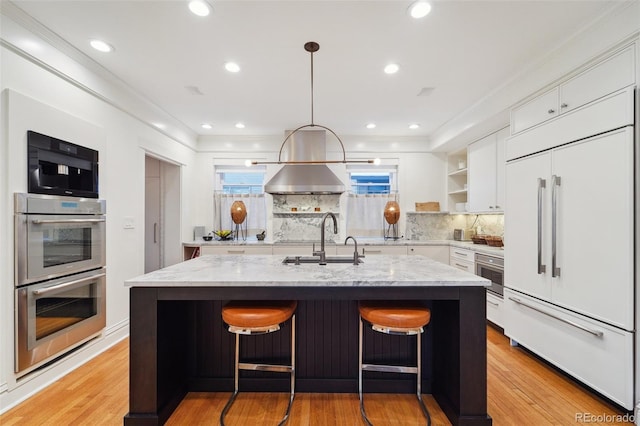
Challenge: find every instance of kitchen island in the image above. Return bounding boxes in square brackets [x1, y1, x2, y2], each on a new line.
[124, 254, 492, 425]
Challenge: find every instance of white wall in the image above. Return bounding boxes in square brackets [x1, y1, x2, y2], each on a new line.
[0, 39, 199, 414]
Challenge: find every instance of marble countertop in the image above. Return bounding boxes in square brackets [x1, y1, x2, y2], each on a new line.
[184, 238, 505, 257]
[126, 254, 491, 288]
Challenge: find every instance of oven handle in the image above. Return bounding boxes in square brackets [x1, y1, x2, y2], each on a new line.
[31, 218, 105, 225]
[32, 272, 106, 296]
[508, 296, 603, 337]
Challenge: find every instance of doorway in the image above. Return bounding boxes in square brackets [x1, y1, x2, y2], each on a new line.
[145, 155, 181, 273]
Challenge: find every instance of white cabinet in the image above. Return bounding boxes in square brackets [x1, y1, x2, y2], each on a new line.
[467, 127, 507, 212]
[486, 292, 503, 328]
[343, 245, 407, 256]
[511, 87, 559, 134]
[200, 245, 272, 255]
[505, 289, 633, 409]
[505, 127, 634, 331]
[511, 45, 635, 135]
[408, 245, 448, 264]
[449, 247, 474, 273]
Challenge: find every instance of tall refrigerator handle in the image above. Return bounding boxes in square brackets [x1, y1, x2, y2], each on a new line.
[537, 178, 547, 274]
[551, 175, 561, 277]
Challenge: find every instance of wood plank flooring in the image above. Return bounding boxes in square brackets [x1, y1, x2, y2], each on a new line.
[0, 325, 631, 425]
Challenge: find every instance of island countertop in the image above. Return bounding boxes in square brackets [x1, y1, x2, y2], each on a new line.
[125, 254, 490, 288]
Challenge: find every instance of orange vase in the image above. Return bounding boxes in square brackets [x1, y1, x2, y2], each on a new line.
[383, 201, 400, 225]
[230, 200, 247, 224]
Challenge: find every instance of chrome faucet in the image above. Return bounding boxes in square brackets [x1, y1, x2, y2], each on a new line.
[344, 236, 363, 265]
[313, 212, 338, 265]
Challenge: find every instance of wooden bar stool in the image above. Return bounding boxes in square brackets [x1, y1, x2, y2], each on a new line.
[358, 301, 432, 426]
[220, 300, 297, 426]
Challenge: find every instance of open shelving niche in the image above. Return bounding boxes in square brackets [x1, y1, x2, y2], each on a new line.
[447, 147, 468, 213]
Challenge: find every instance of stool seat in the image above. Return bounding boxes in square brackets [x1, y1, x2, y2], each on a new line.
[222, 300, 297, 328]
[359, 301, 430, 330]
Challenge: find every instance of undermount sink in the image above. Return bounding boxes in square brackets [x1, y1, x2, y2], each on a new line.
[282, 256, 363, 265]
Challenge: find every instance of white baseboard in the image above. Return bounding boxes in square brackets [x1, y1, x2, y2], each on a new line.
[0, 319, 129, 415]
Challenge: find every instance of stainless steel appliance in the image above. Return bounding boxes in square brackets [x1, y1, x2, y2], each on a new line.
[15, 193, 106, 286]
[27, 131, 99, 199]
[475, 253, 503, 297]
[15, 268, 106, 375]
[14, 193, 106, 375]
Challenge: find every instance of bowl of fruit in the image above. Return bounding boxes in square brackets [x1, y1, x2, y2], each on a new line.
[213, 230, 233, 241]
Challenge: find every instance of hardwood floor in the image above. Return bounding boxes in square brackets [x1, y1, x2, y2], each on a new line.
[0, 325, 631, 425]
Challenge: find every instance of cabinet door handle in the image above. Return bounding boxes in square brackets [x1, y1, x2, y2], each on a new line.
[561, 102, 568, 108]
[508, 297, 603, 337]
[551, 175, 561, 278]
[153, 223, 158, 243]
[487, 300, 499, 307]
[547, 108, 556, 114]
[537, 178, 546, 274]
[364, 249, 382, 254]
[227, 250, 245, 254]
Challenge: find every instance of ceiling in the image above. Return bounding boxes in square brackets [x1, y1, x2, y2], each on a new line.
[8, 0, 625, 140]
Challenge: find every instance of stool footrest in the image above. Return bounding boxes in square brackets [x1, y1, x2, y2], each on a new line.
[239, 362, 293, 373]
[362, 363, 418, 375]
[229, 324, 280, 335]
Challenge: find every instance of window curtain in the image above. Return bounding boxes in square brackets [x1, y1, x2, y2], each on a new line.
[214, 192, 266, 235]
[346, 193, 399, 237]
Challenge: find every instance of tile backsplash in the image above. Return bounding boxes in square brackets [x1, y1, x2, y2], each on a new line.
[406, 213, 504, 241]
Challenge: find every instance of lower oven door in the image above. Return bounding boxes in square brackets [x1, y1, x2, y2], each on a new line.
[15, 268, 106, 375]
[16, 213, 106, 285]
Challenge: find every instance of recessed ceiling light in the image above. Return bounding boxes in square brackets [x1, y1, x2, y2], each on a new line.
[366, 123, 376, 129]
[225, 62, 241, 73]
[384, 63, 399, 74]
[235, 122, 245, 129]
[409, 1, 432, 19]
[409, 123, 420, 130]
[188, 0, 210, 17]
[90, 39, 114, 53]
[201, 123, 213, 129]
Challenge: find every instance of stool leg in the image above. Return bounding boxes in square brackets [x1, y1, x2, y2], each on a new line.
[219, 332, 240, 426]
[278, 314, 296, 426]
[359, 317, 373, 426]
[416, 332, 431, 426]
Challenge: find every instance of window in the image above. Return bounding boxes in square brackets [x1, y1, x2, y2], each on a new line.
[346, 165, 399, 237]
[348, 165, 397, 194]
[215, 168, 265, 194]
[213, 166, 267, 236]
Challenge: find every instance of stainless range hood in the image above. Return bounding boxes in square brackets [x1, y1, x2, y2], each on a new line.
[264, 129, 346, 195]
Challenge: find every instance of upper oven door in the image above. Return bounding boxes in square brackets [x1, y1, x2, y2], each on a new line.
[16, 213, 106, 286]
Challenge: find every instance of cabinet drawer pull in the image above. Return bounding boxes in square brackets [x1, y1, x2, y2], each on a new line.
[453, 251, 469, 257]
[227, 250, 245, 254]
[548, 108, 556, 114]
[561, 102, 568, 108]
[364, 249, 382, 254]
[508, 297, 603, 337]
[487, 300, 499, 307]
[454, 263, 469, 269]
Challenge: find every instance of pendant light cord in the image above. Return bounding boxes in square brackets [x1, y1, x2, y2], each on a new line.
[310, 50, 315, 126]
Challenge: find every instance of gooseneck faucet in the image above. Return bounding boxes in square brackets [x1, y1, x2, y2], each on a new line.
[313, 212, 338, 265]
[344, 236, 362, 265]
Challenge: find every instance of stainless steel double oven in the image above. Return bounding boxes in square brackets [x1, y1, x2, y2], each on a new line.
[14, 193, 106, 375]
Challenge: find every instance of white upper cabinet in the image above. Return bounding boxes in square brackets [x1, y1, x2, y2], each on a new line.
[511, 44, 635, 135]
[468, 127, 508, 212]
[511, 87, 559, 134]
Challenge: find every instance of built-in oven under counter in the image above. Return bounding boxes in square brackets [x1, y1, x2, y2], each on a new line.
[15, 268, 106, 376]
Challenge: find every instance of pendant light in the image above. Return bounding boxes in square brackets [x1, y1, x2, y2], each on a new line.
[250, 42, 377, 166]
